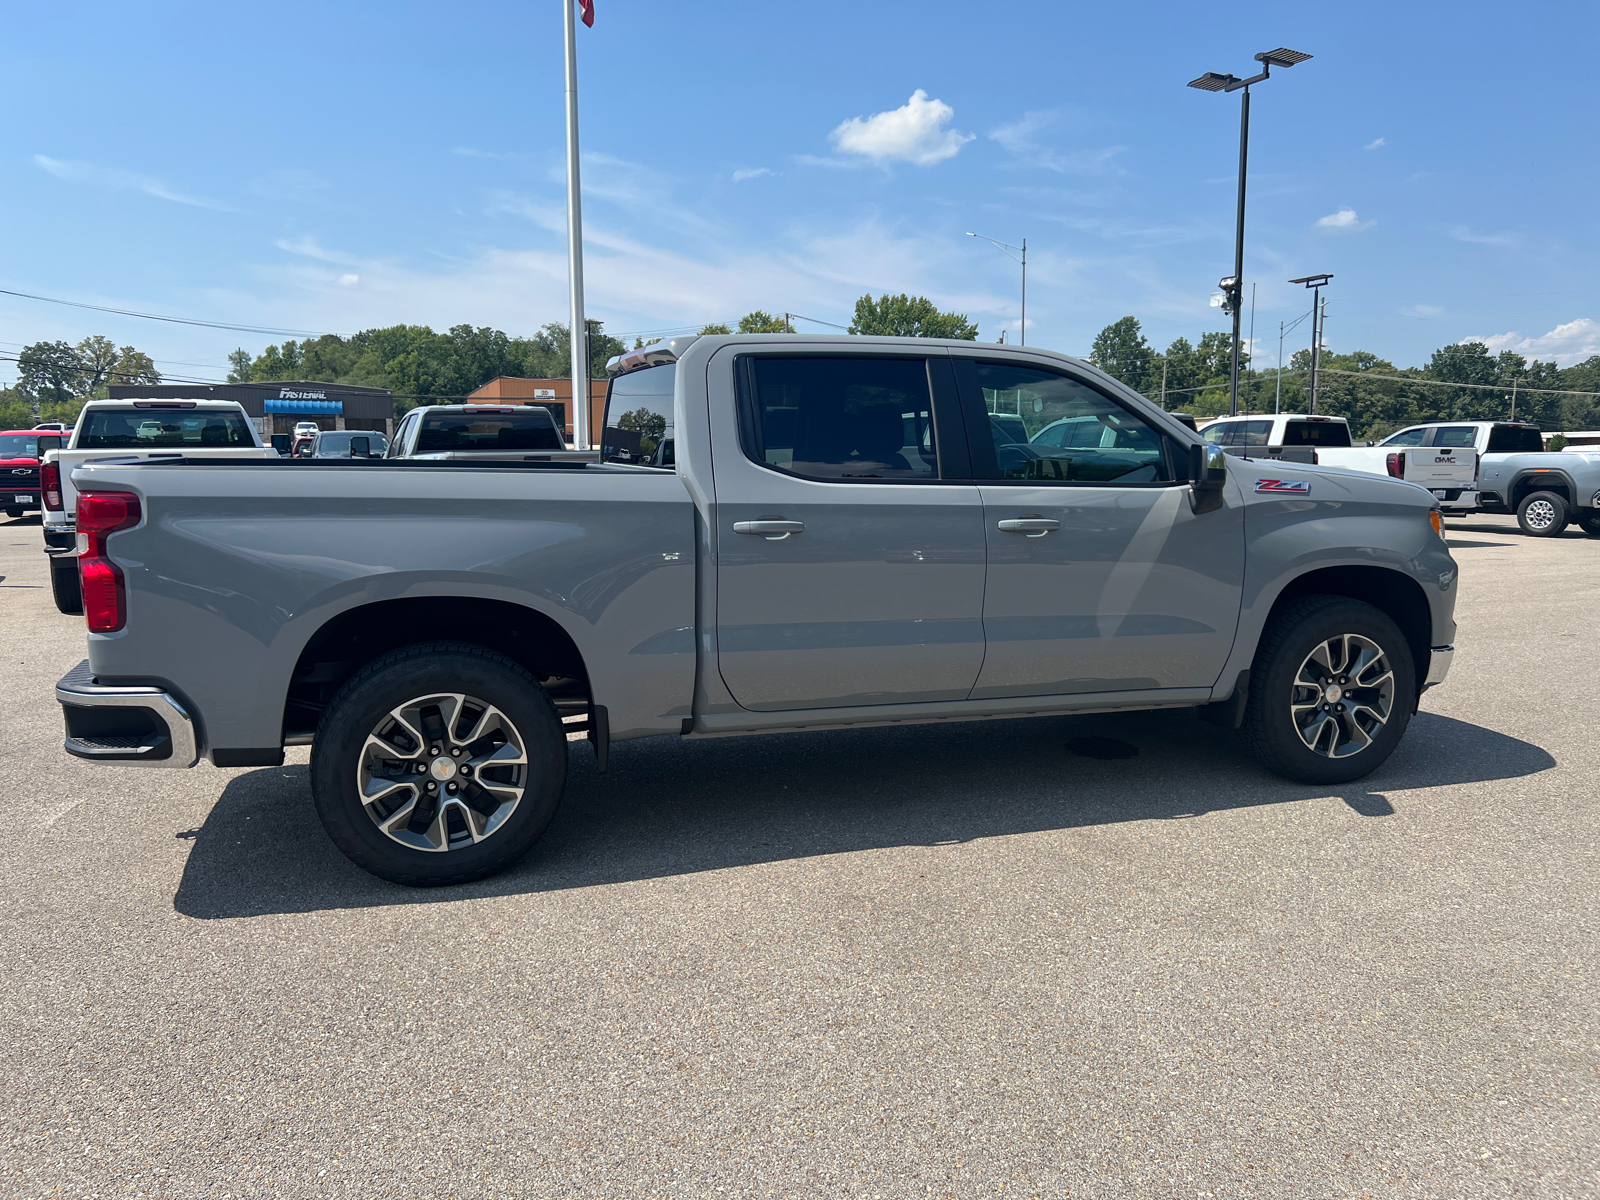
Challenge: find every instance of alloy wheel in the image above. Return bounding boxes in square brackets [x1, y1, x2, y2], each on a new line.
[1523, 499, 1556, 531]
[1289, 634, 1395, 759]
[355, 692, 528, 852]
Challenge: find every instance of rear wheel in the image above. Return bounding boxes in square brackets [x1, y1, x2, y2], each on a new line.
[50, 558, 82, 615]
[310, 642, 568, 886]
[1576, 510, 1600, 537]
[1242, 596, 1416, 785]
[1516, 490, 1569, 537]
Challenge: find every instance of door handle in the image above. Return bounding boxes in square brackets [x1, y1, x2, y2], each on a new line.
[997, 517, 1059, 537]
[733, 519, 805, 540]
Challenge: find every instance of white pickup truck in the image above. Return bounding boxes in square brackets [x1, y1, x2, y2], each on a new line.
[1198, 413, 1479, 510]
[42, 399, 279, 613]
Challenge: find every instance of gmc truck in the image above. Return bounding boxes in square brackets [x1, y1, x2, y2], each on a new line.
[1371, 420, 1600, 536]
[53, 335, 1458, 887]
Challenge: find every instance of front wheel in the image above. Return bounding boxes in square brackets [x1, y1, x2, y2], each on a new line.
[1575, 510, 1600, 537]
[1241, 597, 1416, 785]
[310, 642, 568, 886]
[1517, 490, 1568, 537]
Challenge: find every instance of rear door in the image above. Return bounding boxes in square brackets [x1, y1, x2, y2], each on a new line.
[711, 351, 986, 712]
[956, 356, 1244, 698]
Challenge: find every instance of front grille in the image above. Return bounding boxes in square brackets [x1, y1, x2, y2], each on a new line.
[8, 468, 39, 484]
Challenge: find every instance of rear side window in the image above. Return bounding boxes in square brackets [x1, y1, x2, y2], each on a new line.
[78, 410, 254, 449]
[1282, 420, 1352, 447]
[1381, 428, 1427, 447]
[416, 410, 562, 453]
[740, 356, 936, 481]
[1486, 424, 1543, 454]
[604, 364, 675, 464]
[1431, 426, 1478, 449]
[1202, 420, 1271, 447]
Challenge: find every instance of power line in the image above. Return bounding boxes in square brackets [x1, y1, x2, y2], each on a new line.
[0, 287, 327, 338]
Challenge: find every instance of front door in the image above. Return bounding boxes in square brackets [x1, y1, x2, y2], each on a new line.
[957, 356, 1245, 698]
[712, 352, 986, 712]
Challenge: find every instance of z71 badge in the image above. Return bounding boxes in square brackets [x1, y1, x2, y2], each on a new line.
[1254, 478, 1311, 494]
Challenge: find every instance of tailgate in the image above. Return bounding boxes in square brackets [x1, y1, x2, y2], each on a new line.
[1401, 448, 1477, 485]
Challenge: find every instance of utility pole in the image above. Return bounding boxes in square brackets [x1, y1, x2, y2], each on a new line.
[562, 0, 590, 449]
[1510, 376, 1519, 420]
[1247, 282, 1257, 413]
[1276, 320, 1284, 414]
[1160, 356, 1169, 410]
[1289, 274, 1333, 414]
[966, 232, 1027, 345]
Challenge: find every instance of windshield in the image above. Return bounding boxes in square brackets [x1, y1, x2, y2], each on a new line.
[416, 409, 562, 452]
[77, 410, 256, 449]
[604, 364, 675, 463]
[0, 434, 41, 458]
[315, 431, 389, 458]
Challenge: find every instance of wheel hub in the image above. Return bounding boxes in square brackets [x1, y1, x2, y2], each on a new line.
[1323, 683, 1344, 704]
[428, 756, 458, 782]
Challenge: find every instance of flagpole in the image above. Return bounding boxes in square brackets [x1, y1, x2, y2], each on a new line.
[562, 0, 590, 450]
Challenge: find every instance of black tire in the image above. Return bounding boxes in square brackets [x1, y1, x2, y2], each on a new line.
[1576, 510, 1600, 537]
[1516, 490, 1569, 537]
[50, 558, 83, 615]
[1241, 596, 1417, 785]
[4, 507, 22, 519]
[310, 642, 568, 886]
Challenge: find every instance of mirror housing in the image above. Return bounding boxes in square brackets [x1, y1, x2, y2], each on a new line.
[1188, 442, 1228, 514]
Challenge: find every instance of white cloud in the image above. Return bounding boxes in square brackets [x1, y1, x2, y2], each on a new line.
[1315, 207, 1375, 233]
[989, 111, 1124, 175]
[1401, 304, 1443, 318]
[335, 273, 360, 287]
[731, 167, 774, 182]
[829, 90, 974, 166]
[1451, 225, 1519, 247]
[276, 235, 361, 265]
[33, 154, 234, 211]
[1459, 318, 1600, 366]
[1364, 137, 1386, 150]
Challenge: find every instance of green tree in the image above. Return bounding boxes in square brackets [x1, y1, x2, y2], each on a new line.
[697, 323, 732, 336]
[848, 294, 978, 339]
[737, 311, 791, 334]
[75, 336, 120, 394]
[111, 346, 160, 388]
[0, 388, 33, 429]
[17, 341, 84, 404]
[1089, 317, 1152, 392]
[227, 349, 253, 383]
[617, 406, 667, 456]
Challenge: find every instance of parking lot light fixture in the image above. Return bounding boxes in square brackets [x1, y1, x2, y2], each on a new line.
[967, 232, 1028, 346]
[1188, 47, 1312, 416]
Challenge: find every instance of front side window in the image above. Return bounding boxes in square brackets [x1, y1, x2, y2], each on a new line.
[78, 410, 254, 449]
[974, 362, 1170, 483]
[1432, 426, 1478, 449]
[741, 356, 936, 481]
[1381, 427, 1428, 447]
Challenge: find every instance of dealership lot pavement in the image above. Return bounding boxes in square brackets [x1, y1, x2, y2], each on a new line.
[1, 511, 1595, 1199]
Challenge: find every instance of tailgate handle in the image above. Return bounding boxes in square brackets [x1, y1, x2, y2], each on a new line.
[997, 517, 1059, 537]
[733, 519, 804, 540]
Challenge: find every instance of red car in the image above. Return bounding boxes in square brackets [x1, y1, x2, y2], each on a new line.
[0, 429, 66, 519]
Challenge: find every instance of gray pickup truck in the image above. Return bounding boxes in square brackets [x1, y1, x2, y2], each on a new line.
[54, 334, 1458, 886]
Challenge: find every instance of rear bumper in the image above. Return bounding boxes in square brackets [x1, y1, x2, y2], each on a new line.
[43, 525, 75, 555]
[1430, 489, 1479, 510]
[56, 659, 199, 768]
[1424, 645, 1454, 690]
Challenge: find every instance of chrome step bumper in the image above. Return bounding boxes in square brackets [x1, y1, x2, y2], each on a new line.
[56, 659, 198, 768]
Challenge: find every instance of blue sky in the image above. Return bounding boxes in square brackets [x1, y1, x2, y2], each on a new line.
[3, 0, 1597, 385]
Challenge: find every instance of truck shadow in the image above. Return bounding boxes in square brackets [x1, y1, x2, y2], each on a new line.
[172, 709, 1554, 919]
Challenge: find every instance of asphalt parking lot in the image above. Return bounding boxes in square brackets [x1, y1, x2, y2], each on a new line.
[1, 512, 1595, 1200]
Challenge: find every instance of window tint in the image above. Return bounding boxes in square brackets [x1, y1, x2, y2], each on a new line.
[315, 431, 388, 458]
[604, 364, 675, 465]
[416, 410, 562, 453]
[1282, 420, 1352, 447]
[975, 362, 1169, 483]
[78, 411, 254, 449]
[1381, 427, 1427, 447]
[1487, 424, 1543, 454]
[1431, 426, 1478, 449]
[1202, 419, 1271, 447]
[0, 434, 39, 457]
[743, 356, 936, 481]
[38, 435, 62, 452]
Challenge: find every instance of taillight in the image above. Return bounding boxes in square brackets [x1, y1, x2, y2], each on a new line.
[41, 460, 63, 510]
[1385, 453, 1404, 479]
[76, 491, 141, 633]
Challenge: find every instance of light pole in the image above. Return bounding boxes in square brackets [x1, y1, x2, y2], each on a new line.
[966, 232, 1027, 345]
[1188, 47, 1312, 417]
[1289, 274, 1333, 412]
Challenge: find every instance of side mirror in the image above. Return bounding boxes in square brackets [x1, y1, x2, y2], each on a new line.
[350, 436, 370, 458]
[1187, 442, 1228, 514]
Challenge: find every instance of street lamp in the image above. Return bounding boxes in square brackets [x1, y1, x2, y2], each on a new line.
[1189, 46, 1312, 416]
[966, 232, 1027, 346]
[1289, 273, 1333, 412]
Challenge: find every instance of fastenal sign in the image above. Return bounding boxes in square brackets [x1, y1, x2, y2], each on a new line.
[278, 388, 328, 401]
